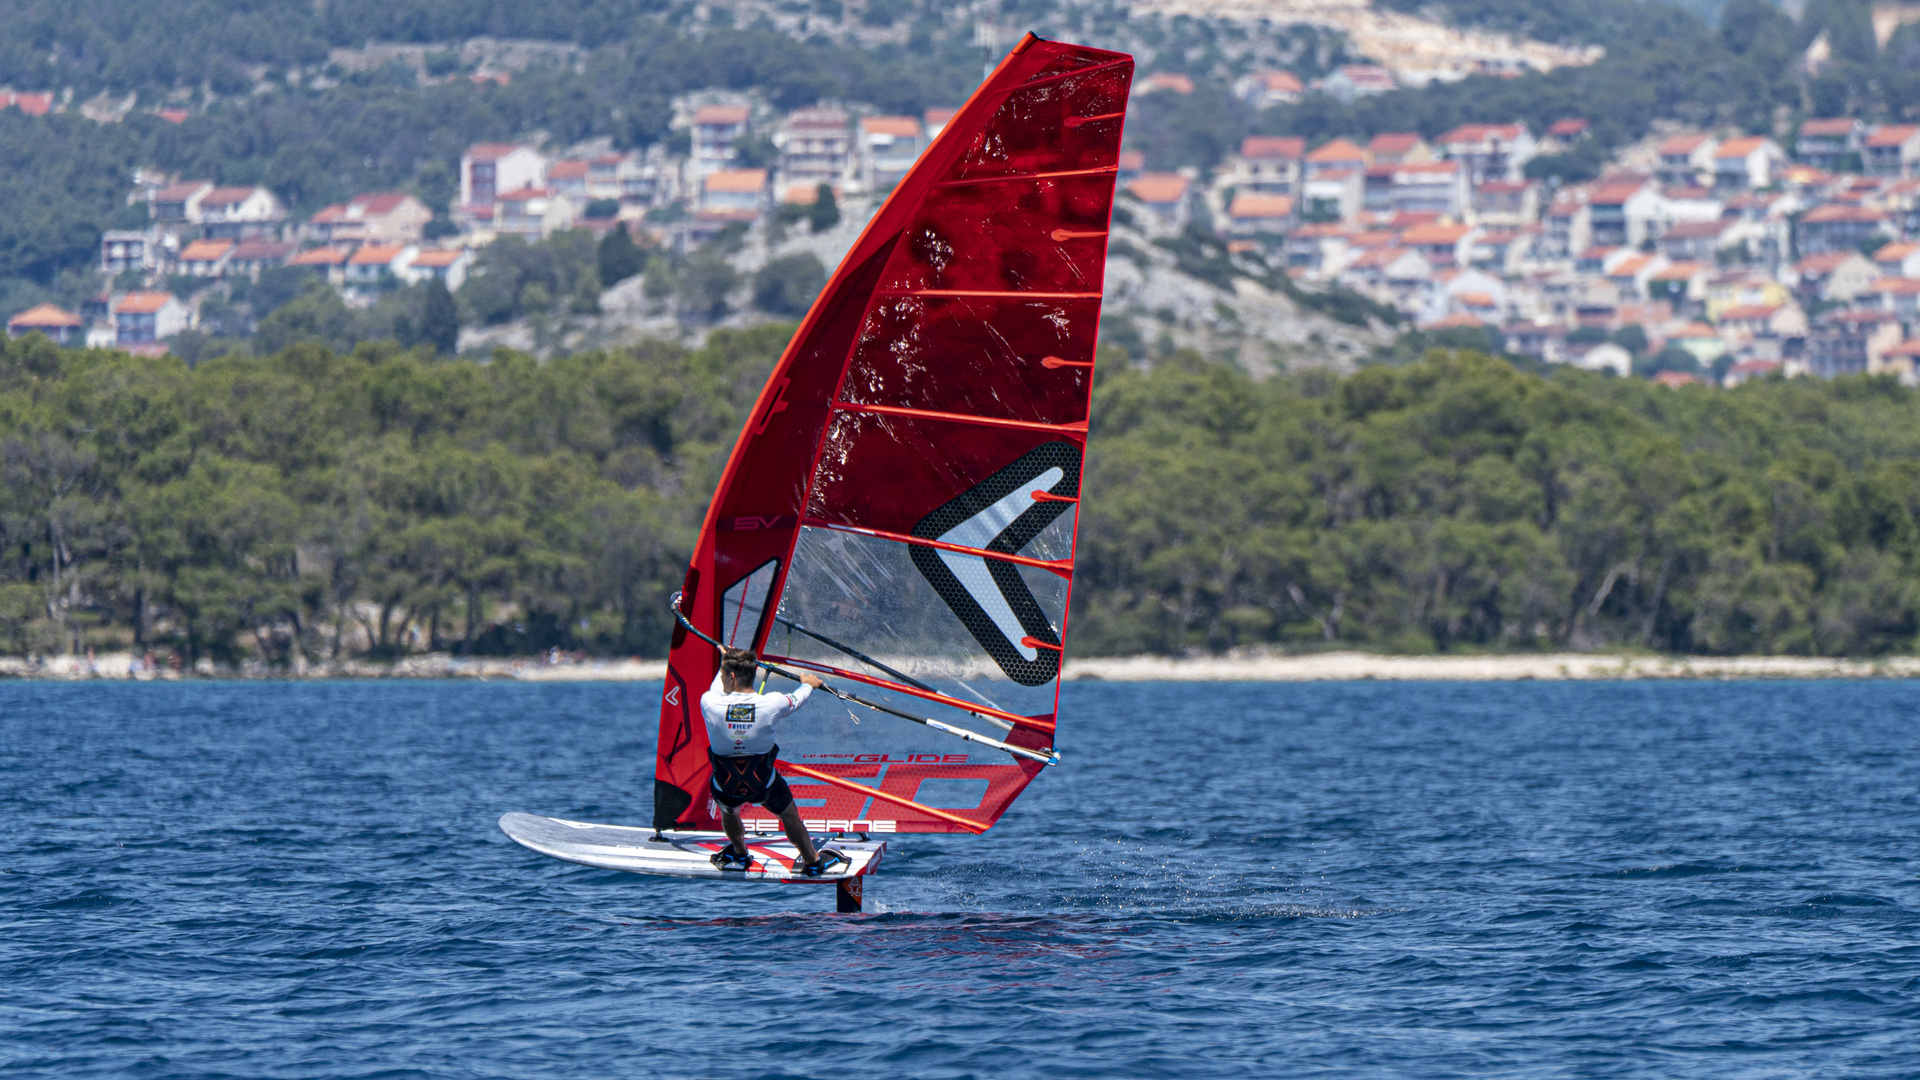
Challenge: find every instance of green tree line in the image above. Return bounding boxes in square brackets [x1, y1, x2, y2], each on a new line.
[1080, 350, 1920, 657]
[12, 331, 1920, 661]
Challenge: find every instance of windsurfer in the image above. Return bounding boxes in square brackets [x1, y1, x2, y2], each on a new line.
[702, 647, 848, 877]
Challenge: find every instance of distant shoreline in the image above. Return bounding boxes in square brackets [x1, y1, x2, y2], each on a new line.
[8, 650, 1920, 682]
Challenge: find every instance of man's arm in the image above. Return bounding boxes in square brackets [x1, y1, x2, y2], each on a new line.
[770, 673, 824, 717]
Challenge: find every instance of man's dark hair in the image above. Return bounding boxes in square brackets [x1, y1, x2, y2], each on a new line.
[720, 648, 758, 686]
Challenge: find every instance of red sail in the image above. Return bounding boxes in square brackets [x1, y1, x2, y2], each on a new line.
[653, 35, 1133, 836]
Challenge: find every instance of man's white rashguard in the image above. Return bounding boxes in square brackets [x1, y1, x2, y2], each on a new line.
[700, 673, 815, 812]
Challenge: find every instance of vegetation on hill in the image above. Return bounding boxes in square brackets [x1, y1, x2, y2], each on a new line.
[10, 331, 1920, 662]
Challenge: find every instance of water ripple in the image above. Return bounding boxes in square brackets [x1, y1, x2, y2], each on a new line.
[4, 679, 1920, 1078]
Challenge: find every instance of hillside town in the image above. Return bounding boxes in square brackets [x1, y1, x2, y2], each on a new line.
[9, 71, 1920, 387]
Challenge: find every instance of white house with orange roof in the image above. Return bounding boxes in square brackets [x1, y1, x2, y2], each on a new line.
[496, 186, 575, 238]
[1225, 192, 1293, 238]
[784, 108, 852, 185]
[861, 115, 924, 189]
[1303, 140, 1366, 222]
[288, 246, 352, 286]
[1869, 276, 1920, 316]
[691, 104, 750, 179]
[402, 248, 472, 292]
[1398, 222, 1476, 268]
[1322, 65, 1395, 102]
[307, 192, 433, 245]
[1305, 137, 1367, 178]
[344, 244, 414, 296]
[1126, 173, 1190, 228]
[702, 168, 769, 215]
[149, 180, 214, 223]
[1712, 137, 1786, 191]
[1229, 136, 1305, 195]
[177, 239, 235, 277]
[1657, 134, 1718, 187]
[1234, 70, 1303, 108]
[7, 303, 84, 345]
[1865, 125, 1920, 178]
[1389, 161, 1468, 218]
[1587, 176, 1661, 247]
[112, 292, 188, 347]
[1796, 118, 1863, 170]
[1367, 132, 1432, 167]
[1793, 251, 1879, 303]
[548, 159, 591, 201]
[1435, 123, 1536, 184]
[197, 186, 285, 240]
[1873, 240, 1920, 277]
[460, 144, 547, 212]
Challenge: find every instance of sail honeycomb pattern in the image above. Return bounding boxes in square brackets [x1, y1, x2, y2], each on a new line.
[654, 35, 1132, 835]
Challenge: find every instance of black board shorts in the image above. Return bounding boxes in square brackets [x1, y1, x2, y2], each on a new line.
[708, 748, 794, 815]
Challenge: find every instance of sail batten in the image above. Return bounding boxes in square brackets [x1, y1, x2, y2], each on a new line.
[652, 34, 1132, 836]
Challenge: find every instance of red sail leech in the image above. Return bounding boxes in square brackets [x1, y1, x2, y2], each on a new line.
[652, 35, 1132, 836]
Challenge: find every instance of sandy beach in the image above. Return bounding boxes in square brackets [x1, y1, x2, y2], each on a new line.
[10, 650, 1920, 681]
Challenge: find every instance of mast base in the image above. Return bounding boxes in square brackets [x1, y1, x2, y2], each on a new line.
[836, 877, 863, 913]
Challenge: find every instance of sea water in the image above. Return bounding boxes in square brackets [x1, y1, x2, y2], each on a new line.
[3, 679, 1918, 1078]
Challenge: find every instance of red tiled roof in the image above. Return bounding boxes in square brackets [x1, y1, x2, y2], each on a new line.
[1368, 132, 1423, 154]
[548, 160, 590, 179]
[1144, 73, 1194, 94]
[350, 192, 415, 215]
[178, 240, 234, 261]
[1874, 242, 1919, 262]
[1547, 118, 1589, 136]
[410, 249, 465, 268]
[1306, 137, 1367, 163]
[115, 291, 176, 314]
[1437, 123, 1525, 145]
[1228, 193, 1293, 219]
[7, 303, 82, 329]
[923, 107, 958, 128]
[348, 244, 407, 266]
[1800, 118, 1857, 137]
[1240, 136, 1305, 160]
[1715, 136, 1770, 159]
[693, 105, 749, 125]
[154, 181, 211, 201]
[465, 143, 530, 162]
[1802, 204, 1887, 223]
[1658, 134, 1712, 156]
[1590, 181, 1650, 205]
[199, 186, 262, 208]
[861, 116, 921, 138]
[1253, 70, 1303, 93]
[1400, 223, 1471, 244]
[1865, 124, 1920, 148]
[704, 169, 768, 194]
[1718, 304, 1782, 321]
[232, 241, 296, 261]
[289, 247, 351, 266]
[1127, 173, 1189, 203]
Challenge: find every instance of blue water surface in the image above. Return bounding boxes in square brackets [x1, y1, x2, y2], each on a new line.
[3, 679, 1919, 1078]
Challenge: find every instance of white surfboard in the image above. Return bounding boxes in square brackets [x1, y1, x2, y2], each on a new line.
[498, 812, 885, 883]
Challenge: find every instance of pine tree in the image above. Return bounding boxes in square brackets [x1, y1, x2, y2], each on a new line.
[598, 223, 647, 286]
[422, 279, 459, 355]
[808, 183, 840, 234]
